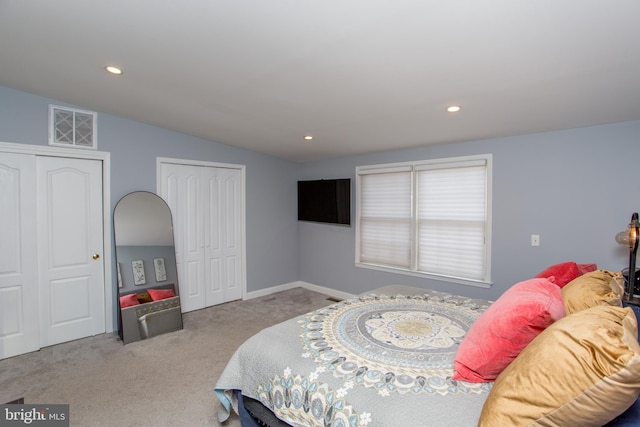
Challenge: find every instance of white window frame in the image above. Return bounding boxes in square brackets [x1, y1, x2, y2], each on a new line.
[355, 154, 493, 288]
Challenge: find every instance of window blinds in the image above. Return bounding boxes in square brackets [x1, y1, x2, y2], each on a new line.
[357, 156, 490, 283]
[416, 163, 487, 280]
[359, 170, 412, 268]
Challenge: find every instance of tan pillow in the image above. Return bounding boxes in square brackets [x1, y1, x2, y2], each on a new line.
[478, 305, 640, 427]
[561, 269, 623, 314]
[136, 292, 153, 304]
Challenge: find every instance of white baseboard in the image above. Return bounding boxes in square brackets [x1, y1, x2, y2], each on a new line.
[244, 281, 355, 302]
[297, 281, 355, 301]
[244, 282, 300, 300]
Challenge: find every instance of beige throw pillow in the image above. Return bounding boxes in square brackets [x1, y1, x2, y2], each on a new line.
[561, 269, 623, 314]
[478, 305, 640, 427]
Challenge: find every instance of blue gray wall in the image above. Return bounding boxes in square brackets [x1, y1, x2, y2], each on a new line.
[298, 121, 640, 300]
[0, 86, 300, 297]
[115, 246, 178, 293]
[2, 85, 639, 304]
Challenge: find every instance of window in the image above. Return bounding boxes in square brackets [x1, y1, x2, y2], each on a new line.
[356, 154, 492, 286]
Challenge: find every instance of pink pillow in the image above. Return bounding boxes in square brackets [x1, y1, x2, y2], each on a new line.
[577, 263, 597, 275]
[453, 277, 565, 382]
[119, 293, 140, 308]
[535, 261, 597, 288]
[147, 288, 176, 301]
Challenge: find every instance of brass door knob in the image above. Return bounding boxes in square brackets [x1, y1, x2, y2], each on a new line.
[92, 253, 100, 260]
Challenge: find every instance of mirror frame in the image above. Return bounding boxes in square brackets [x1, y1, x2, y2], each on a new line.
[113, 191, 183, 344]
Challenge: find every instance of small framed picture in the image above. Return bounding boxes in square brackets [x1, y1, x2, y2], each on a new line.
[132, 260, 146, 285]
[154, 258, 167, 282]
[117, 263, 123, 288]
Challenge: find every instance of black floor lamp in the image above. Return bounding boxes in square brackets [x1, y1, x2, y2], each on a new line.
[616, 212, 640, 306]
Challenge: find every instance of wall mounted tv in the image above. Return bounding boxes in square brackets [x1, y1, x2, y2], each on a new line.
[298, 178, 351, 226]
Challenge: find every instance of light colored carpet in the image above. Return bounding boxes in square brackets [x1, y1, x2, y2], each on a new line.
[0, 287, 333, 426]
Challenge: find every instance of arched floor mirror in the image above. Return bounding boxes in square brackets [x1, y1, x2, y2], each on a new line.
[113, 191, 183, 344]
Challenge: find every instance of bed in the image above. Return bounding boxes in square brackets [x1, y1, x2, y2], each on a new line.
[118, 283, 183, 344]
[215, 264, 640, 427]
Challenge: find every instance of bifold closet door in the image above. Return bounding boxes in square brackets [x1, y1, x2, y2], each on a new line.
[0, 153, 39, 359]
[207, 167, 243, 305]
[161, 162, 243, 313]
[36, 156, 105, 347]
[0, 154, 105, 359]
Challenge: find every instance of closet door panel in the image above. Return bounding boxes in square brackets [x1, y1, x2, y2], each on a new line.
[205, 172, 224, 305]
[184, 173, 205, 310]
[49, 277, 92, 324]
[225, 255, 239, 296]
[0, 153, 39, 359]
[221, 169, 242, 301]
[161, 163, 205, 312]
[37, 156, 105, 347]
[47, 165, 90, 265]
[208, 258, 222, 294]
[160, 160, 244, 311]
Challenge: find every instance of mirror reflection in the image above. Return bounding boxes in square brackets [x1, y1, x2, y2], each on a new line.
[114, 191, 183, 344]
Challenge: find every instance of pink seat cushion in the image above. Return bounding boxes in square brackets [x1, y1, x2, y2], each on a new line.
[453, 277, 565, 382]
[147, 288, 176, 301]
[119, 293, 140, 308]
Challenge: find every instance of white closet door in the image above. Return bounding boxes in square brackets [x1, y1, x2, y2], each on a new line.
[37, 156, 105, 347]
[162, 163, 206, 312]
[206, 167, 242, 304]
[160, 161, 244, 312]
[0, 153, 39, 359]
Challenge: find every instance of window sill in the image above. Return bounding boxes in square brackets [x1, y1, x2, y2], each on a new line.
[355, 262, 493, 289]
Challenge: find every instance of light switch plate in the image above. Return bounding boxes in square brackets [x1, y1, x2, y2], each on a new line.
[531, 234, 540, 246]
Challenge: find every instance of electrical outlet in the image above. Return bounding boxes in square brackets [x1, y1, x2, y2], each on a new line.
[531, 234, 540, 247]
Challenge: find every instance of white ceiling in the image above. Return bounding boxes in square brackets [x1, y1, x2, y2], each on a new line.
[1, 1, 639, 162]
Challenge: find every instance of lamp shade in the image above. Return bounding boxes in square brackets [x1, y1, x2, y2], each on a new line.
[616, 230, 631, 246]
[616, 214, 639, 250]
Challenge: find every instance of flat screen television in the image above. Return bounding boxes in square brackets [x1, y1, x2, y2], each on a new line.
[298, 179, 351, 225]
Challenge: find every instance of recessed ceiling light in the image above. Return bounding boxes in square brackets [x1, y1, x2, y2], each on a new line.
[304, 135, 313, 141]
[446, 105, 461, 113]
[105, 65, 123, 75]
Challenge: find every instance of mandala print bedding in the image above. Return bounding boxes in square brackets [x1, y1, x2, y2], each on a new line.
[216, 289, 493, 427]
